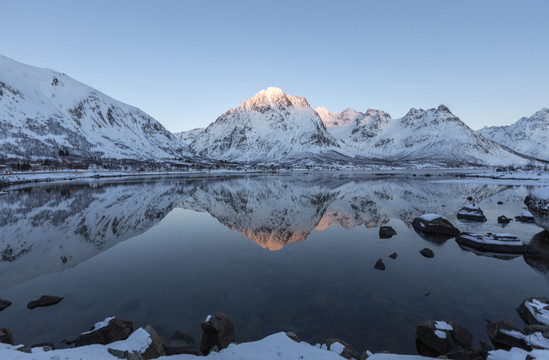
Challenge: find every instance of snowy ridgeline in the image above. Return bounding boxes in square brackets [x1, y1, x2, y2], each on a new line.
[174, 87, 542, 166]
[0, 53, 545, 167]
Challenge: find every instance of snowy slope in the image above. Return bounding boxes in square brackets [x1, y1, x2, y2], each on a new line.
[478, 108, 549, 161]
[174, 127, 205, 145]
[318, 105, 531, 166]
[0, 55, 191, 161]
[189, 87, 342, 163]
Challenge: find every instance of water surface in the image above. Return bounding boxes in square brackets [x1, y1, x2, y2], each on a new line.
[0, 173, 548, 353]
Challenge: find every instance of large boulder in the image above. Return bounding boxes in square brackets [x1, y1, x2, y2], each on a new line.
[141, 325, 165, 359]
[0, 328, 14, 345]
[379, 226, 397, 239]
[412, 214, 460, 239]
[164, 330, 198, 355]
[27, 295, 63, 309]
[525, 188, 549, 230]
[517, 297, 549, 326]
[487, 319, 531, 351]
[74, 317, 133, 346]
[416, 320, 473, 358]
[457, 204, 487, 222]
[200, 313, 235, 355]
[0, 299, 11, 312]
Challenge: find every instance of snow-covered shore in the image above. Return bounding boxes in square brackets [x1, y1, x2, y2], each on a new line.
[1, 330, 546, 360]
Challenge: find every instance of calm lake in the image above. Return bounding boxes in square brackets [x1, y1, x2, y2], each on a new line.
[1, 172, 548, 354]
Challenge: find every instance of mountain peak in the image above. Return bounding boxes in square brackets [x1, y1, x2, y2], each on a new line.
[239, 87, 310, 111]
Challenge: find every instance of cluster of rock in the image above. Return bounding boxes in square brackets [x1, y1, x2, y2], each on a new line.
[416, 296, 549, 359]
[0, 295, 63, 312]
[0, 313, 236, 359]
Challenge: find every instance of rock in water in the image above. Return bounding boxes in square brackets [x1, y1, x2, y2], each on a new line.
[415, 320, 472, 358]
[389, 252, 398, 259]
[0, 299, 12, 312]
[200, 313, 235, 355]
[420, 248, 435, 258]
[525, 188, 549, 230]
[517, 297, 549, 326]
[379, 226, 397, 238]
[515, 211, 535, 223]
[498, 215, 511, 224]
[412, 214, 460, 238]
[27, 295, 63, 309]
[374, 258, 386, 270]
[165, 330, 198, 355]
[487, 319, 531, 351]
[457, 204, 487, 222]
[0, 328, 14, 345]
[74, 317, 133, 346]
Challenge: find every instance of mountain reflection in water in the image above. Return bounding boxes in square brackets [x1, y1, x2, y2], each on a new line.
[1, 174, 548, 354]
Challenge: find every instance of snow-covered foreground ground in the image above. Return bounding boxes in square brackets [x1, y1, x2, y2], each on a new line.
[1, 331, 546, 360]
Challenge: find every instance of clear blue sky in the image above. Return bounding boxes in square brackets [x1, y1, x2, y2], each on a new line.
[3, 0, 548, 132]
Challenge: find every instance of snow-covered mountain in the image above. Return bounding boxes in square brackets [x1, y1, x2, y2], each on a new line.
[174, 127, 205, 145]
[187, 87, 343, 163]
[0, 55, 192, 161]
[177, 87, 532, 166]
[478, 108, 549, 161]
[316, 105, 531, 166]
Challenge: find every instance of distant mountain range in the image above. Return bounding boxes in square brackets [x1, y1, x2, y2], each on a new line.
[0, 55, 546, 167]
[478, 108, 549, 161]
[176, 87, 537, 166]
[0, 55, 191, 162]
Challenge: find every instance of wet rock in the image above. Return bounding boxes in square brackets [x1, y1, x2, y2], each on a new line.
[27, 295, 63, 309]
[515, 211, 535, 223]
[285, 331, 299, 342]
[457, 204, 487, 222]
[479, 340, 494, 359]
[497, 215, 511, 224]
[389, 252, 398, 259]
[165, 330, 198, 355]
[379, 226, 397, 239]
[525, 188, 549, 230]
[456, 233, 526, 255]
[497, 201, 504, 205]
[0, 328, 14, 345]
[0, 298, 11, 311]
[516, 297, 549, 326]
[523, 231, 549, 279]
[323, 338, 361, 360]
[420, 248, 435, 258]
[412, 215, 460, 239]
[142, 325, 165, 359]
[415, 320, 472, 358]
[200, 313, 235, 355]
[374, 258, 385, 270]
[487, 319, 531, 351]
[74, 317, 133, 346]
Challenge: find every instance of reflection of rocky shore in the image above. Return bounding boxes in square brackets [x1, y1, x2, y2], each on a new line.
[0, 181, 185, 290]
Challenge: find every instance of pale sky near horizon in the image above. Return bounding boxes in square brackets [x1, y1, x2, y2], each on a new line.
[3, 0, 548, 132]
